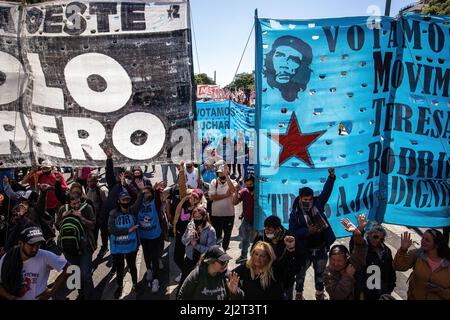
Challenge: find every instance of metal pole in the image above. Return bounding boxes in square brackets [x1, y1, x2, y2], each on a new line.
[385, 0, 392, 16]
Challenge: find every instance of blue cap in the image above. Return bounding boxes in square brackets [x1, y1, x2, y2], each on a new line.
[118, 190, 131, 200]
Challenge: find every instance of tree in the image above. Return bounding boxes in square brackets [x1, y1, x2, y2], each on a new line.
[224, 72, 254, 91]
[195, 73, 215, 85]
[422, 0, 450, 15]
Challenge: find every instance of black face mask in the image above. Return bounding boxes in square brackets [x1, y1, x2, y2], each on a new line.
[301, 201, 313, 211]
[194, 219, 203, 227]
[43, 170, 51, 175]
[219, 176, 226, 181]
[120, 202, 131, 209]
[247, 186, 254, 192]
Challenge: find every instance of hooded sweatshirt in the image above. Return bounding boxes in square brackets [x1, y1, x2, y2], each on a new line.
[177, 263, 244, 300]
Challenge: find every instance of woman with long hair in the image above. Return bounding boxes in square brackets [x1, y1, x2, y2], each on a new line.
[394, 228, 450, 300]
[233, 240, 295, 300]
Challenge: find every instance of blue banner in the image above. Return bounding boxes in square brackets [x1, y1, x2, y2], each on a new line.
[196, 100, 255, 162]
[255, 14, 450, 238]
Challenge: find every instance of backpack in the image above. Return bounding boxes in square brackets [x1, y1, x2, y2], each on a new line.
[58, 204, 87, 256]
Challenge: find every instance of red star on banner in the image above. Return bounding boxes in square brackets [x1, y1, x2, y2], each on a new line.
[269, 112, 326, 167]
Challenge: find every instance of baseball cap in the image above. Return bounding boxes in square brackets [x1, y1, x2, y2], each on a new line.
[20, 226, 45, 245]
[41, 159, 52, 168]
[204, 245, 232, 262]
[118, 190, 131, 200]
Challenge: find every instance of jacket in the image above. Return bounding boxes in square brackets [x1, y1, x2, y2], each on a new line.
[324, 240, 368, 300]
[56, 201, 97, 254]
[177, 263, 244, 300]
[393, 248, 450, 300]
[233, 249, 296, 300]
[354, 240, 396, 300]
[288, 176, 336, 254]
[182, 222, 216, 261]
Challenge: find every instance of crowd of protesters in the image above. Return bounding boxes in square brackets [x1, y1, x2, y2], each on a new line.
[0, 143, 449, 301]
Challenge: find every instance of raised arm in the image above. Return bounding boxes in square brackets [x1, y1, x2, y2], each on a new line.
[317, 168, 336, 205]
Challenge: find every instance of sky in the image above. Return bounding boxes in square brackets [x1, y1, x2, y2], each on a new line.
[190, 0, 416, 87]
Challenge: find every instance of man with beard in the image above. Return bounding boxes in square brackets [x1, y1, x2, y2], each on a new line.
[0, 227, 68, 300]
[264, 35, 313, 102]
[289, 168, 336, 300]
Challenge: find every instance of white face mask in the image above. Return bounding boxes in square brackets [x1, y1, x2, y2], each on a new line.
[265, 233, 275, 240]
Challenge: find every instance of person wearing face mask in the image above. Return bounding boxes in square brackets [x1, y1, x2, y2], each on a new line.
[234, 175, 255, 262]
[108, 184, 143, 299]
[208, 162, 238, 251]
[349, 220, 396, 300]
[21, 160, 67, 219]
[251, 216, 298, 299]
[130, 166, 152, 195]
[172, 161, 207, 282]
[3, 183, 56, 255]
[56, 192, 96, 300]
[394, 229, 450, 300]
[179, 207, 216, 288]
[288, 167, 336, 300]
[135, 180, 166, 293]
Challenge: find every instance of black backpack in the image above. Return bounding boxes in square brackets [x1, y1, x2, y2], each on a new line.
[58, 204, 87, 256]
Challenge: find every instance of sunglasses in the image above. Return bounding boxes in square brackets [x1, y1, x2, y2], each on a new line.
[217, 260, 228, 266]
[372, 235, 385, 241]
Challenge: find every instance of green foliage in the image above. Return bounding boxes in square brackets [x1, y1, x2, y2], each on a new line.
[422, 0, 450, 16]
[194, 73, 215, 85]
[224, 72, 254, 90]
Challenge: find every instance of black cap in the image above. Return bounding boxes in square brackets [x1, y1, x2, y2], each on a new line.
[20, 226, 45, 245]
[204, 245, 232, 262]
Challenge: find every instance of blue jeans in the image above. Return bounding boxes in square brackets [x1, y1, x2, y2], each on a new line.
[64, 244, 95, 300]
[239, 220, 254, 257]
[295, 246, 328, 293]
[161, 164, 177, 184]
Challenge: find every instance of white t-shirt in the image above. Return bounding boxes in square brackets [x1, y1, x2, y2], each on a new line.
[185, 166, 199, 189]
[209, 178, 238, 217]
[0, 249, 67, 300]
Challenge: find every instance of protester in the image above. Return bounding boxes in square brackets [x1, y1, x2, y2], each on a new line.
[74, 167, 93, 189]
[135, 180, 166, 293]
[352, 222, 396, 300]
[180, 206, 216, 286]
[85, 173, 109, 257]
[177, 245, 243, 300]
[108, 184, 143, 299]
[200, 158, 216, 214]
[184, 161, 202, 189]
[323, 217, 368, 300]
[208, 163, 238, 251]
[252, 216, 298, 299]
[172, 161, 207, 282]
[21, 160, 67, 218]
[56, 192, 96, 300]
[289, 167, 336, 300]
[3, 183, 57, 254]
[234, 175, 255, 262]
[233, 239, 296, 300]
[394, 229, 450, 300]
[0, 227, 68, 300]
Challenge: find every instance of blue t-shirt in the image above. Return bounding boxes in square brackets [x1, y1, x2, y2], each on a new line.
[137, 199, 162, 240]
[200, 165, 217, 184]
[110, 213, 138, 254]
